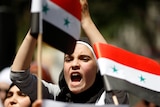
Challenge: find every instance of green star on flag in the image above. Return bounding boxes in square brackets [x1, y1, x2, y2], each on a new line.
[139, 75, 145, 82]
[112, 65, 118, 73]
[43, 3, 49, 14]
[64, 17, 70, 27]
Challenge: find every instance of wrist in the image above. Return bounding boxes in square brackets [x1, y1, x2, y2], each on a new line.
[81, 17, 93, 29]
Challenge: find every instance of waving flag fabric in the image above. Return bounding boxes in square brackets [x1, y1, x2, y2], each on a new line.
[93, 43, 160, 105]
[31, 0, 81, 54]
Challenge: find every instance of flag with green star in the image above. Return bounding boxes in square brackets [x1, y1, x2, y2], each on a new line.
[31, 0, 81, 54]
[93, 43, 160, 106]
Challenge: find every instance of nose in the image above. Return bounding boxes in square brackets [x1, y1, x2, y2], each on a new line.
[72, 59, 80, 70]
[10, 100, 17, 105]
[9, 95, 18, 105]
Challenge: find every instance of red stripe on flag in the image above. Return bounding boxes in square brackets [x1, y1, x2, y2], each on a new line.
[50, 0, 81, 20]
[93, 43, 160, 75]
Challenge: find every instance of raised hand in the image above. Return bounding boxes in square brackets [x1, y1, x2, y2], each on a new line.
[79, 0, 107, 46]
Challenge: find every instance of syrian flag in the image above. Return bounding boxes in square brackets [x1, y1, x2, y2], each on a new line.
[93, 43, 160, 105]
[31, 0, 81, 54]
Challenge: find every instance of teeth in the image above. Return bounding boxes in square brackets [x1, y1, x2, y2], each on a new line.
[72, 73, 79, 76]
[71, 72, 81, 81]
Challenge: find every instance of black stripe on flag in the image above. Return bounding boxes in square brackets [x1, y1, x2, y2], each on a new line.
[103, 75, 160, 106]
[43, 20, 76, 54]
[30, 12, 40, 38]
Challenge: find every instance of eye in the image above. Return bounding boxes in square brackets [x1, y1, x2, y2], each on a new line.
[17, 91, 27, 97]
[6, 92, 13, 98]
[80, 55, 91, 62]
[64, 55, 73, 62]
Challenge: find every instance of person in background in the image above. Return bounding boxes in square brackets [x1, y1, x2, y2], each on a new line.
[4, 83, 31, 107]
[0, 67, 12, 104]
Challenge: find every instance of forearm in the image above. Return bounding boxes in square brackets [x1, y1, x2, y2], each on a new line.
[11, 31, 37, 71]
[80, 0, 107, 46]
[81, 17, 107, 46]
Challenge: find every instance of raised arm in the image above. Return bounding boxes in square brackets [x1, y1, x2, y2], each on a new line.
[80, 0, 107, 46]
[11, 30, 37, 71]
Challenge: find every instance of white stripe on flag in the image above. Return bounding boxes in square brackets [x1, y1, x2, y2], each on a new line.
[98, 58, 160, 92]
[31, 0, 42, 13]
[42, 0, 80, 40]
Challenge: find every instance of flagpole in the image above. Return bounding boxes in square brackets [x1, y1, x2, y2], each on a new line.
[37, 33, 42, 100]
[112, 92, 119, 105]
[103, 76, 119, 105]
[30, 0, 43, 100]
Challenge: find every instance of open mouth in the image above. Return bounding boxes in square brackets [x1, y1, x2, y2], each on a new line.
[71, 72, 82, 82]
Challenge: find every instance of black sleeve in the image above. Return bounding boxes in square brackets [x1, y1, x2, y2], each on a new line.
[10, 70, 54, 103]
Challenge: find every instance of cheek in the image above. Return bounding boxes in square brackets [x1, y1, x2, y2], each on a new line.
[83, 70, 96, 90]
[82, 63, 97, 84]
[84, 69, 96, 81]
[19, 97, 31, 107]
[4, 99, 9, 106]
[83, 62, 97, 74]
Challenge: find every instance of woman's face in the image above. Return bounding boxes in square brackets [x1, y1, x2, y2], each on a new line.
[64, 43, 98, 94]
[4, 85, 31, 107]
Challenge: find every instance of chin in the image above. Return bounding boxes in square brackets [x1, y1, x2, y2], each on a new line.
[69, 87, 83, 94]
